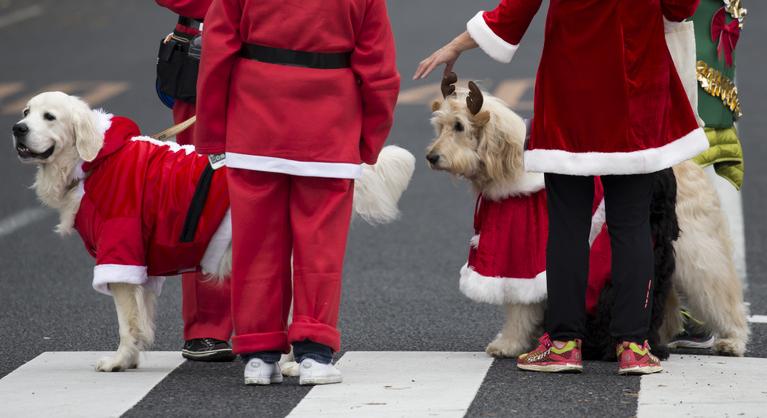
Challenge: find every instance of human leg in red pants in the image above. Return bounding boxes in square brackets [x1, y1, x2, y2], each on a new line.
[227, 169, 353, 384]
[173, 100, 235, 361]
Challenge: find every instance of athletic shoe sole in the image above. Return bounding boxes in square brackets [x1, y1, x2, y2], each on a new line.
[667, 336, 715, 350]
[299, 375, 343, 385]
[517, 363, 583, 373]
[244, 376, 284, 385]
[182, 348, 237, 362]
[618, 365, 663, 375]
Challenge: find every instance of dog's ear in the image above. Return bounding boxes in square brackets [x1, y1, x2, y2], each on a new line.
[73, 103, 102, 162]
[431, 100, 442, 112]
[471, 111, 490, 128]
[477, 125, 523, 184]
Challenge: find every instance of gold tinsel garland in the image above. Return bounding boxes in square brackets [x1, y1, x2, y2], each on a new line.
[696, 60, 742, 118]
[723, 0, 747, 27]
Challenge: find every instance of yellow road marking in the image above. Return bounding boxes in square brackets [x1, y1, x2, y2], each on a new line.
[1, 81, 130, 115]
[0, 82, 24, 105]
[398, 78, 534, 111]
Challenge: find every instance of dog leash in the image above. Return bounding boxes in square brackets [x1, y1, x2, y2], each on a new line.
[151, 116, 197, 140]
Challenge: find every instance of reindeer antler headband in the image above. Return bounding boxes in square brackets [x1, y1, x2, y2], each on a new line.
[440, 72, 484, 116]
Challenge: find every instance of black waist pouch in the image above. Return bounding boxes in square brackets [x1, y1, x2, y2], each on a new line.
[157, 33, 200, 104]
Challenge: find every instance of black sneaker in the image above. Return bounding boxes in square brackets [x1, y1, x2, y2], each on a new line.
[668, 310, 715, 350]
[182, 338, 237, 362]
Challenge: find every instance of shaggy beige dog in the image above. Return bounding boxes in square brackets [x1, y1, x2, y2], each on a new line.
[426, 81, 749, 357]
[13, 91, 415, 371]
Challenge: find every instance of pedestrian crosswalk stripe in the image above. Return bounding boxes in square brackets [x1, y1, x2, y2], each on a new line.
[637, 355, 767, 417]
[749, 315, 767, 324]
[287, 351, 493, 418]
[0, 351, 185, 418]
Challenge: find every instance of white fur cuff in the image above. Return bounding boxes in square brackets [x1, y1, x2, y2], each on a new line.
[467, 11, 519, 64]
[524, 128, 710, 176]
[459, 264, 547, 305]
[92, 264, 165, 296]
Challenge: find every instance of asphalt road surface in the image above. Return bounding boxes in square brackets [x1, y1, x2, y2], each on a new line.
[1, 1, 766, 417]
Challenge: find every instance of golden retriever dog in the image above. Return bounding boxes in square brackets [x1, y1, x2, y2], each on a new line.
[12, 91, 415, 372]
[426, 76, 749, 358]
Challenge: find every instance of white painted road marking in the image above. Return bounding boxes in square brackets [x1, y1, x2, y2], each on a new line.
[0, 5, 44, 30]
[637, 355, 767, 418]
[749, 315, 767, 324]
[0, 207, 50, 237]
[0, 352, 185, 418]
[287, 351, 494, 418]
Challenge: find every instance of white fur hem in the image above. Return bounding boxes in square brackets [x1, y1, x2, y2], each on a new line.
[459, 263, 547, 305]
[92, 264, 165, 296]
[467, 11, 519, 64]
[225, 153, 362, 179]
[200, 209, 231, 274]
[523, 128, 710, 175]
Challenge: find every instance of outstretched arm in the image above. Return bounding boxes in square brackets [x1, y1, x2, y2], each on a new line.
[413, 0, 543, 80]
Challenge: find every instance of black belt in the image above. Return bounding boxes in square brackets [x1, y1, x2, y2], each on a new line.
[177, 15, 203, 30]
[240, 43, 352, 69]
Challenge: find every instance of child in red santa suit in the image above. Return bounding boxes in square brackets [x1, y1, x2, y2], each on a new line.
[415, 0, 705, 375]
[155, 0, 235, 362]
[195, 0, 399, 385]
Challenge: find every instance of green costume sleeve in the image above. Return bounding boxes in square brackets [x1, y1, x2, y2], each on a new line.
[693, 0, 746, 189]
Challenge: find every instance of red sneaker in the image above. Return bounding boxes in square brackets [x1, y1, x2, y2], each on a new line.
[617, 341, 663, 375]
[517, 333, 583, 373]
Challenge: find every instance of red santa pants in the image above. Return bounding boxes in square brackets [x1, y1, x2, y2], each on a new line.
[227, 169, 354, 354]
[174, 100, 233, 341]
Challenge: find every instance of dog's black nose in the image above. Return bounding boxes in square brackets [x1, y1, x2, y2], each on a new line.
[426, 153, 440, 165]
[12, 123, 29, 136]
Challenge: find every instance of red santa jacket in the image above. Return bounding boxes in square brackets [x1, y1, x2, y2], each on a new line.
[466, 0, 708, 176]
[460, 177, 611, 310]
[74, 113, 231, 295]
[194, 0, 400, 178]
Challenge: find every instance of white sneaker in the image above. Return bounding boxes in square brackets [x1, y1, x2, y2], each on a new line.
[244, 358, 283, 385]
[298, 358, 343, 385]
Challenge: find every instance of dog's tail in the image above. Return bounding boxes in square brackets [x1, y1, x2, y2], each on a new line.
[353, 145, 416, 225]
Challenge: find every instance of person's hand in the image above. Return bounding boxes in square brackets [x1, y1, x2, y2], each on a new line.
[413, 43, 461, 80]
[413, 31, 478, 80]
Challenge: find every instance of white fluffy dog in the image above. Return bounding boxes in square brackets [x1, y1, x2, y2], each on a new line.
[426, 82, 750, 358]
[12, 91, 416, 371]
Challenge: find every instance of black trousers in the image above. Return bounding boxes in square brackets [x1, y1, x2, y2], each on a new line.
[544, 173, 655, 343]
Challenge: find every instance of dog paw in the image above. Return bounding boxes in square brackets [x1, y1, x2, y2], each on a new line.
[485, 336, 530, 359]
[281, 361, 300, 377]
[95, 356, 133, 372]
[713, 338, 746, 357]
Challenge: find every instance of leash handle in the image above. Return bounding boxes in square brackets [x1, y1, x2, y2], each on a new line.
[151, 115, 197, 140]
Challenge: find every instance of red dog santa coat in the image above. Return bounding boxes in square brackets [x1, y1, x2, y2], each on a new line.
[467, 0, 707, 176]
[74, 112, 231, 296]
[460, 177, 611, 311]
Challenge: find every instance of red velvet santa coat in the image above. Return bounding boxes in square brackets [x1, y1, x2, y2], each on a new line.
[467, 0, 708, 176]
[194, 0, 400, 178]
[460, 177, 611, 308]
[155, 0, 212, 146]
[74, 113, 231, 295]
